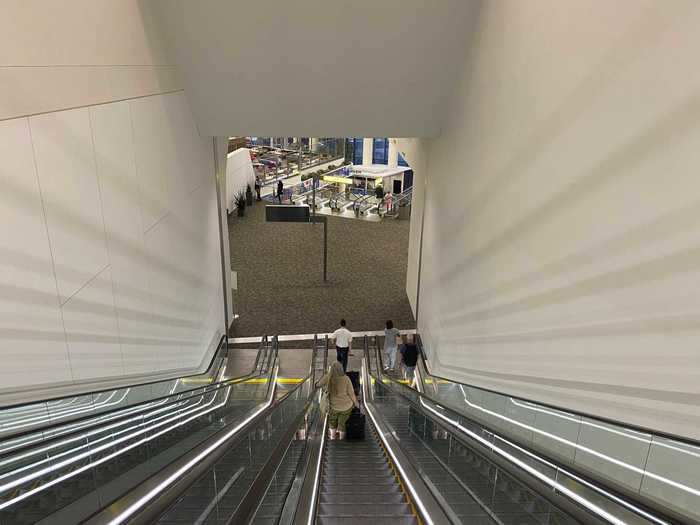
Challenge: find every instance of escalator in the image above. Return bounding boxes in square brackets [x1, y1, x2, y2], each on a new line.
[3, 332, 690, 525]
[242, 335, 682, 525]
[316, 424, 417, 524]
[0, 336, 278, 525]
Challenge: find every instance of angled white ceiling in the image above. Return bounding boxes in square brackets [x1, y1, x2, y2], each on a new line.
[147, 0, 477, 137]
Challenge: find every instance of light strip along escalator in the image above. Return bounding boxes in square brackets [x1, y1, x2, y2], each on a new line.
[367, 335, 681, 525]
[95, 336, 324, 525]
[0, 336, 276, 525]
[249, 336, 329, 525]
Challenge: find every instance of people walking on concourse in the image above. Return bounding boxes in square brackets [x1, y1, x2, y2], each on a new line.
[332, 319, 352, 372]
[383, 320, 401, 371]
[318, 361, 359, 440]
[277, 179, 284, 203]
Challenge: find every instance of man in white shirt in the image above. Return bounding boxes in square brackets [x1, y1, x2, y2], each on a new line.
[332, 319, 352, 372]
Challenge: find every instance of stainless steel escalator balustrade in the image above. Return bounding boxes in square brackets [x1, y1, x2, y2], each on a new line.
[367, 336, 679, 525]
[149, 338, 323, 525]
[0, 337, 275, 525]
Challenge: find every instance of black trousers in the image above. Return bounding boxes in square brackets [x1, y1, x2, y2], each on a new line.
[336, 346, 349, 372]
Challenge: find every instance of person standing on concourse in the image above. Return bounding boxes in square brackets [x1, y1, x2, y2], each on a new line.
[332, 319, 352, 372]
[277, 179, 284, 203]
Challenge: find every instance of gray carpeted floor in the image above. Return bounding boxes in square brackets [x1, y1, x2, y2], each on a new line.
[228, 201, 415, 336]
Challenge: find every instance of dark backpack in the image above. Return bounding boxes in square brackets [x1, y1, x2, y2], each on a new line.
[402, 344, 418, 367]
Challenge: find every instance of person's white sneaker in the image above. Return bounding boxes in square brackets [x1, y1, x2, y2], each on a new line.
[338, 431, 346, 440]
[328, 429, 336, 440]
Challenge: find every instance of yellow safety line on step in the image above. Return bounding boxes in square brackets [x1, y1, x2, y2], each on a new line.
[241, 377, 303, 384]
[372, 426, 423, 524]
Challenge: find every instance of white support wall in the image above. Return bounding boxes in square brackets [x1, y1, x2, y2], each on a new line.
[415, 0, 700, 441]
[0, 1, 226, 402]
[362, 137, 374, 165]
[397, 139, 428, 319]
[225, 148, 256, 212]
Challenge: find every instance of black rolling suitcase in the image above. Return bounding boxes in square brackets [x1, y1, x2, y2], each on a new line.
[345, 407, 365, 440]
[346, 371, 361, 396]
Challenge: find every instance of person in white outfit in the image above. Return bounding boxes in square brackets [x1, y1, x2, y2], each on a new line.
[383, 320, 401, 370]
[332, 319, 353, 372]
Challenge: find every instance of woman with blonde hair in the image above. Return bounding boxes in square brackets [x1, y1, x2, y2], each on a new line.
[318, 361, 359, 440]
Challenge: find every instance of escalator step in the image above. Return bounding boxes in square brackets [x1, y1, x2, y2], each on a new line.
[322, 472, 395, 483]
[321, 485, 402, 496]
[321, 479, 399, 490]
[316, 518, 417, 525]
[318, 503, 414, 517]
[320, 492, 405, 504]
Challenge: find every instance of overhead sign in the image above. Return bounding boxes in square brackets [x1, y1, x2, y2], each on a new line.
[265, 205, 310, 223]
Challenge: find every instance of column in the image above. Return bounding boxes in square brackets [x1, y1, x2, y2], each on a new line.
[362, 137, 373, 165]
[388, 138, 400, 167]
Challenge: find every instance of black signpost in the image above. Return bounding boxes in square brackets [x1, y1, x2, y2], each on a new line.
[265, 204, 327, 282]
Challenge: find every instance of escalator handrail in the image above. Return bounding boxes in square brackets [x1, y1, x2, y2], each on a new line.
[86, 352, 295, 525]
[366, 341, 674, 525]
[0, 336, 272, 458]
[288, 404, 326, 525]
[251, 334, 270, 373]
[228, 382, 319, 525]
[0, 334, 230, 412]
[414, 335, 700, 448]
[360, 351, 454, 525]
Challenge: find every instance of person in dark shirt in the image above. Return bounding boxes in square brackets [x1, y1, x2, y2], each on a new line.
[399, 334, 419, 383]
[277, 180, 284, 203]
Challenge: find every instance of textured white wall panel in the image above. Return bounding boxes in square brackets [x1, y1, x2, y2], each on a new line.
[0, 1, 181, 121]
[129, 96, 175, 231]
[61, 267, 124, 381]
[29, 109, 109, 303]
[0, 118, 74, 388]
[0, 93, 224, 400]
[418, 0, 700, 441]
[89, 101, 158, 375]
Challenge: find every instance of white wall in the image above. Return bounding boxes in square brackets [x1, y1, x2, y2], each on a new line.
[1, 1, 180, 121]
[397, 139, 428, 318]
[147, 0, 476, 137]
[0, 93, 223, 393]
[0, 1, 225, 402]
[225, 148, 255, 212]
[417, 0, 700, 441]
[0, 92, 224, 400]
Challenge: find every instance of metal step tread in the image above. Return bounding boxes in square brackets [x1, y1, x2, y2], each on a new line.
[318, 502, 415, 517]
[316, 420, 415, 522]
[316, 517, 418, 525]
